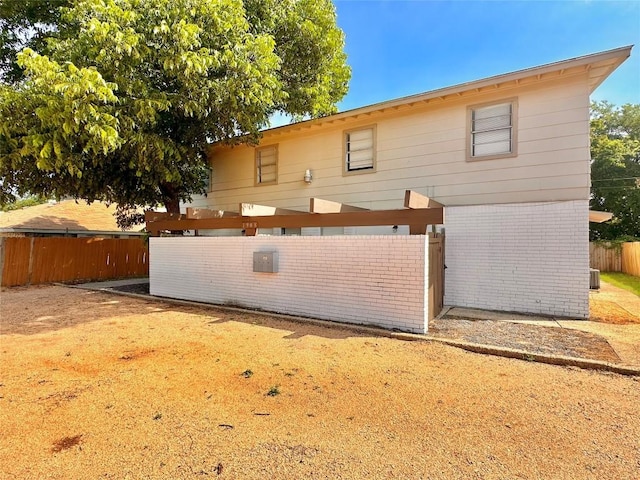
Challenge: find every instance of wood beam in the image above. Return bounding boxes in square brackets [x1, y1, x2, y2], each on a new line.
[310, 198, 369, 214]
[409, 224, 427, 235]
[146, 208, 443, 234]
[186, 207, 238, 219]
[240, 203, 306, 216]
[144, 211, 186, 222]
[404, 190, 444, 209]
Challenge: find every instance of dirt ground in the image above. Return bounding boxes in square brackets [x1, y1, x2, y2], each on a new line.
[1, 286, 640, 479]
[589, 281, 640, 324]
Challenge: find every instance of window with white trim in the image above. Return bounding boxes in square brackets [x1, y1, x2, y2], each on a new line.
[345, 126, 375, 173]
[255, 144, 277, 185]
[469, 101, 516, 159]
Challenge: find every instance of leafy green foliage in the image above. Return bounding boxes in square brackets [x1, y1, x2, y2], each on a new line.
[0, 194, 48, 212]
[0, 0, 350, 225]
[0, 0, 70, 83]
[590, 101, 640, 240]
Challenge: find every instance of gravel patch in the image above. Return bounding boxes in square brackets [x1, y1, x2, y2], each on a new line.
[430, 317, 620, 363]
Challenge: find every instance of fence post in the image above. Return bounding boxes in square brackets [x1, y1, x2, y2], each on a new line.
[26, 237, 35, 286]
[0, 237, 5, 287]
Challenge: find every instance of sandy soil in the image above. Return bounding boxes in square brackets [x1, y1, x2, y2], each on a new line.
[589, 282, 640, 325]
[1, 285, 639, 479]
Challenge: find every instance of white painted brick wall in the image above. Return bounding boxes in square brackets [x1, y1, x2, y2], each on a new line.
[444, 200, 589, 318]
[150, 235, 429, 333]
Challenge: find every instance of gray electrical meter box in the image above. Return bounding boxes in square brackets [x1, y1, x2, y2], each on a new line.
[253, 251, 278, 273]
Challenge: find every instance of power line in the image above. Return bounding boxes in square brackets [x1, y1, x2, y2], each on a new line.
[591, 186, 640, 192]
[591, 176, 640, 183]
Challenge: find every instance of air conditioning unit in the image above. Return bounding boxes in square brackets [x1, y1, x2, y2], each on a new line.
[590, 269, 600, 290]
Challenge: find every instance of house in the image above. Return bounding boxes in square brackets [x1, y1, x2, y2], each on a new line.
[0, 200, 144, 238]
[150, 46, 632, 329]
[0, 200, 148, 287]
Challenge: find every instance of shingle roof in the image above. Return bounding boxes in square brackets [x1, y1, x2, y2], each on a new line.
[0, 200, 136, 232]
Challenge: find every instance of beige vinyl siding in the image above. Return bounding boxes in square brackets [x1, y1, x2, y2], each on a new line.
[191, 73, 591, 212]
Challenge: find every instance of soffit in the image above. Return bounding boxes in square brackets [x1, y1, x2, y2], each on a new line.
[258, 46, 632, 140]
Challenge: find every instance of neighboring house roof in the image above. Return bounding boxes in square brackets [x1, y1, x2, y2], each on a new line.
[0, 200, 142, 236]
[255, 45, 632, 140]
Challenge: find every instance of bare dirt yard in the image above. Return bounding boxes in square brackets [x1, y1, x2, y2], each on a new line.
[590, 281, 640, 325]
[1, 285, 639, 479]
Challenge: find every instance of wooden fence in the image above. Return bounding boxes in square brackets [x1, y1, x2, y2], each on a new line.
[0, 237, 148, 287]
[622, 242, 640, 276]
[589, 242, 640, 276]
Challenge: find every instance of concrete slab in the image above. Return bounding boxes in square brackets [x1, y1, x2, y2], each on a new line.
[445, 307, 562, 327]
[74, 278, 149, 290]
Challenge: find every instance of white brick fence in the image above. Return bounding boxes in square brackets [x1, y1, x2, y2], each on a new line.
[150, 235, 430, 333]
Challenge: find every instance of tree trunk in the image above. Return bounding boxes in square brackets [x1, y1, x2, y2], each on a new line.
[163, 196, 181, 216]
[160, 182, 183, 234]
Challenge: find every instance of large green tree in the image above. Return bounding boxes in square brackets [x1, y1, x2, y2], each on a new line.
[0, 0, 350, 225]
[590, 101, 640, 240]
[0, 0, 69, 83]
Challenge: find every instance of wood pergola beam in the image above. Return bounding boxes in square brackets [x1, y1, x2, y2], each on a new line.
[310, 198, 369, 213]
[240, 203, 306, 216]
[186, 207, 239, 219]
[145, 211, 186, 222]
[146, 207, 443, 236]
[404, 190, 444, 209]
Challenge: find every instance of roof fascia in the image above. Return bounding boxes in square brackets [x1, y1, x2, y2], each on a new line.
[257, 45, 632, 138]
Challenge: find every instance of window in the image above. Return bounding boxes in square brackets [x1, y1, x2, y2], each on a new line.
[344, 126, 376, 173]
[468, 100, 517, 160]
[204, 166, 212, 192]
[255, 145, 278, 185]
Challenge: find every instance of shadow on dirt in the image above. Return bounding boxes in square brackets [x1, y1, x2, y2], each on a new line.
[1, 284, 369, 340]
[1, 285, 172, 336]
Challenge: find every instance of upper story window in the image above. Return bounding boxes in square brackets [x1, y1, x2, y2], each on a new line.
[468, 99, 517, 161]
[344, 126, 376, 174]
[204, 165, 212, 192]
[255, 144, 278, 185]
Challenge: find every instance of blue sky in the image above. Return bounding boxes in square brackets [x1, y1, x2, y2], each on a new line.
[332, 0, 640, 112]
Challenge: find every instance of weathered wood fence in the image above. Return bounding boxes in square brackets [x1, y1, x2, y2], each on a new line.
[0, 237, 148, 287]
[589, 242, 640, 276]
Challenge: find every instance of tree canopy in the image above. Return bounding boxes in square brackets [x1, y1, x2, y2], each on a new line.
[0, 0, 350, 225]
[590, 101, 640, 241]
[0, 0, 69, 84]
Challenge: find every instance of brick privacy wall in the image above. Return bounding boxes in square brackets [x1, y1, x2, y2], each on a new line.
[444, 200, 589, 319]
[150, 235, 429, 333]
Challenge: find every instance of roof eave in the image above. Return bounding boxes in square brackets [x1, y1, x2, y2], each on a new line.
[256, 45, 632, 138]
[0, 227, 145, 236]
